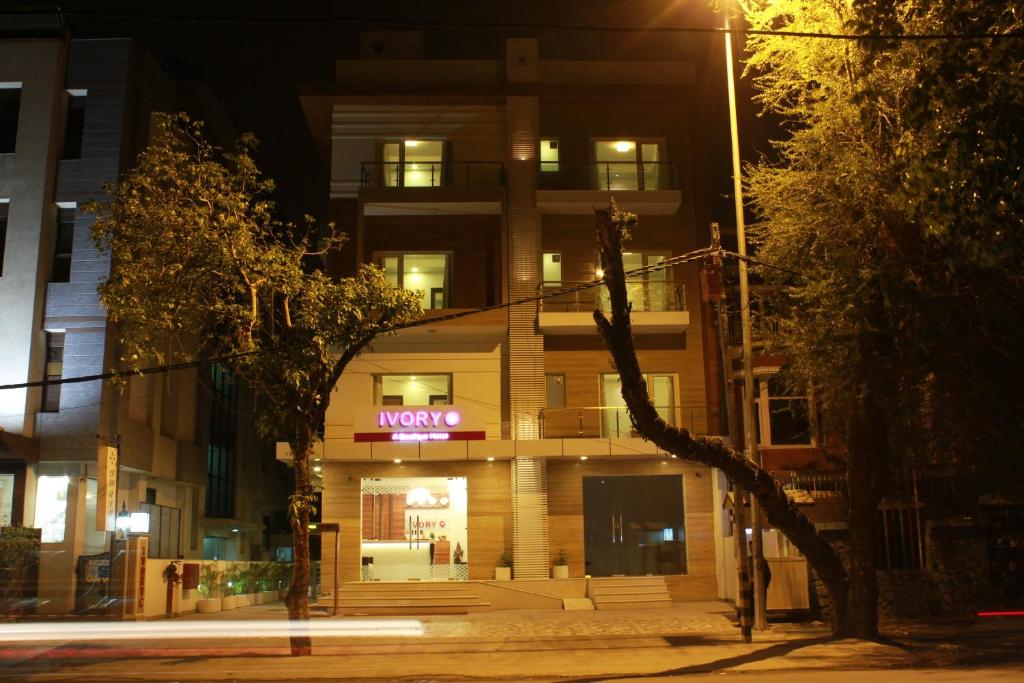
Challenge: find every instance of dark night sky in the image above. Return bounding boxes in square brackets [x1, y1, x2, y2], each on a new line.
[6, 1, 781, 236]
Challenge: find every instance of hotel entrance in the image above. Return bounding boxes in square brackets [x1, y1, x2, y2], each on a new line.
[359, 477, 468, 581]
[583, 475, 687, 577]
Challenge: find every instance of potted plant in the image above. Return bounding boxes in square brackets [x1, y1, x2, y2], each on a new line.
[196, 564, 222, 613]
[0, 526, 41, 617]
[273, 561, 292, 600]
[222, 564, 242, 610]
[494, 551, 513, 581]
[552, 549, 569, 579]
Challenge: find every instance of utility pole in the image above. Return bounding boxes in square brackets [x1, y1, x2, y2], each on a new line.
[724, 10, 768, 630]
[710, 222, 752, 643]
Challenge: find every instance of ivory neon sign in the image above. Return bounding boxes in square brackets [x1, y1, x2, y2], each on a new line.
[354, 406, 484, 443]
[377, 409, 461, 429]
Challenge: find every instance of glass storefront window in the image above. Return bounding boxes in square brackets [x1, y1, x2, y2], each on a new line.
[360, 477, 468, 581]
[34, 475, 70, 543]
[375, 374, 451, 406]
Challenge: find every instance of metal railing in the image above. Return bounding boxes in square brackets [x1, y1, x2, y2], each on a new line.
[779, 471, 848, 497]
[360, 161, 506, 188]
[540, 278, 685, 313]
[538, 161, 679, 191]
[539, 405, 708, 439]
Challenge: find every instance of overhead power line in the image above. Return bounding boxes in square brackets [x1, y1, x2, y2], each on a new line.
[0, 246, 716, 393]
[7, 8, 1024, 41]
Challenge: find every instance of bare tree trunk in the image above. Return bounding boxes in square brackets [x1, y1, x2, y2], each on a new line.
[593, 207, 853, 638]
[286, 428, 315, 656]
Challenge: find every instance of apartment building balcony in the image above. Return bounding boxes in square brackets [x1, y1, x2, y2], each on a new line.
[538, 278, 688, 335]
[536, 162, 682, 215]
[357, 161, 506, 216]
[539, 405, 709, 440]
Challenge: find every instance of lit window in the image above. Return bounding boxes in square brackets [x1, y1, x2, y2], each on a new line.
[542, 252, 562, 287]
[374, 375, 451, 406]
[593, 139, 664, 190]
[540, 139, 559, 172]
[381, 140, 445, 187]
[601, 373, 676, 437]
[378, 252, 450, 309]
[35, 475, 70, 543]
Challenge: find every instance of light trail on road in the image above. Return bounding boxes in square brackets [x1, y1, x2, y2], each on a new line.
[0, 619, 424, 643]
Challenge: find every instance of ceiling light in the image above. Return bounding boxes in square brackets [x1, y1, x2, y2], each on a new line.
[614, 141, 634, 153]
[486, 456, 495, 462]
[313, 466, 322, 473]
[405, 140, 420, 147]
[393, 458, 402, 464]
[580, 456, 588, 461]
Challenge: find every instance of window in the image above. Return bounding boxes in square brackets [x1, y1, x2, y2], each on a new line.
[597, 251, 678, 312]
[592, 139, 664, 190]
[877, 504, 924, 570]
[51, 208, 75, 283]
[0, 202, 8, 277]
[374, 374, 451, 406]
[62, 92, 86, 160]
[756, 376, 812, 446]
[381, 139, 445, 187]
[540, 139, 559, 172]
[41, 332, 64, 412]
[0, 473, 15, 527]
[0, 86, 20, 154]
[141, 502, 182, 559]
[545, 374, 566, 409]
[34, 475, 70, 543]
[378, 252, 451, 309]
[601, 373, 676, 437]
[542, 252, 562, 287]
[206, 363, 237, 519]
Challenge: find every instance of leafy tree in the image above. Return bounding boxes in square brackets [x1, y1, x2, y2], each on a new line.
[593, 204, 854, 638]
[88, 113, 421, 654]
[737, 0, 1024, 637]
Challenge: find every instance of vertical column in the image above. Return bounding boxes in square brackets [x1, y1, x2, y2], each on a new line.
[505, 39, 548, 579]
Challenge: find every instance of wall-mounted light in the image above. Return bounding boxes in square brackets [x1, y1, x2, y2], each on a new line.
[115, 502, 131, 536]
[595, 268, 605, 278]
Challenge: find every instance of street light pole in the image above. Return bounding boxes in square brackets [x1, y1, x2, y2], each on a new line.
[723, 10, 768, 631]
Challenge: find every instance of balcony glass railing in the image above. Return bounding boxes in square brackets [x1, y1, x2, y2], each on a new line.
[360, 161, 506, 189]
[538, 162, 679, 191]
[540, 278, 686, 313]
[539, 405, 708, 439]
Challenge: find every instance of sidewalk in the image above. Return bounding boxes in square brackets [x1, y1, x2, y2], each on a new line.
[1, 601, 1022, 681]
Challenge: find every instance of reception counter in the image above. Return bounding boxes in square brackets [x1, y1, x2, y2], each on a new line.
[361, 540, 452, 581]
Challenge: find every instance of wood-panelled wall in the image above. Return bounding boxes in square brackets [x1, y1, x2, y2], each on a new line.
[547, 458, 718, 601]
[321, 460, 512, 586]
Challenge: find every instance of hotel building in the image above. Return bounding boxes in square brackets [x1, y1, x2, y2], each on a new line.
[296, 31, 737, 607]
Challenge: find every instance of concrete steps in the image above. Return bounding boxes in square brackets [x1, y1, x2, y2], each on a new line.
[321, 581, 490, 616]
[588, 576, 672, 610]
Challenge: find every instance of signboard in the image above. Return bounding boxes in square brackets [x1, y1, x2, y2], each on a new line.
[353, 405, 485, 443]
[96, 446, 118, 532]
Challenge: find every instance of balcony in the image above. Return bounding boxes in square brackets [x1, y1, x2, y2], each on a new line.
[536, 162, 682, 215]
[538, 278, 689, 335]
[358, 161, 506, 216]
[539, 405, 708, 439]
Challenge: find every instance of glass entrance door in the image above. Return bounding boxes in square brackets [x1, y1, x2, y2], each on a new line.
[582, 475, 687, 576]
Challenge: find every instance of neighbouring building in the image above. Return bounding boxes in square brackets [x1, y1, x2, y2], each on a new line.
[0, 23, 288, 615]
[293, 29, 739, 609]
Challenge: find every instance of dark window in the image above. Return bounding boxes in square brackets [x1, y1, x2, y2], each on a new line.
[0, 203, 8, 277]
[545, 373, 566, 409]
[51, 208, 75, 283]
[764, 377, 812, 446]
[876, 504, 924, 570]
[61, 94, 86, 160]
[0, 89, 19, 154]
[141, 502, 181, 559]
[206, 363, 237, 519]
[41, 332, 65, 412]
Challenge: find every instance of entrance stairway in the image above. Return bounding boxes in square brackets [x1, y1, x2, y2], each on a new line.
[588, 576, 673, 610]
[321, 581, 491, 616]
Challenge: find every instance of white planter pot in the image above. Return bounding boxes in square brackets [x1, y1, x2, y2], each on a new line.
[552, 565, 570, 579]
[253, 592, 264, 605]
[494, 566, 512, 581]
[197, 598, 221, 613]
[221, 595, 237, 610]
[240, 594, 253, 607]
